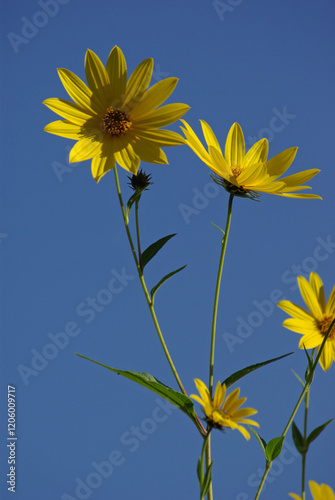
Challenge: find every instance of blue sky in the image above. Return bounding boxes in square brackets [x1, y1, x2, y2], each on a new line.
[1, 1, 335, 499]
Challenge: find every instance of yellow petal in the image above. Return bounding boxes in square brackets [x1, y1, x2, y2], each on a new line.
[133, 103, 190, 128]
[43, 98, 94, 125]
[114, 142, 140, 174]
[91, 149, 115, 182]
[132, 139, 168, 164]
[237, 162, 268, 186]
[213, 382, 225, 408]
[266, 147, 298, 177]
[208, 146, 236, 183]
[134, 128, 185, 146]
[309, 481, 335, 500]
[194, 379, 211, 406]
[69, 137, 102, 163]
[298, 331, 323, 349]
[278, 192, 322, 199]
[44, 120, 82, 139]
[106, 46, 127, 106]
[123, 58, 153, 112]
[85, 49, 110, 105]
[57, 68, 104, 114]
[288, 493, 302, 500]
[180, 120, 213, 166]
[326, 284, 335, 316]
[298, 276, 323, 318]
[282, 318, 318, 334]
[277, 300, 313, 322]
[200, 120, 223, 155]
[280, 169, 320, 187]
[244, 139, 268, 166]
[309, 273, 326, 313]
[131, 77, 179, 118]
[317, 342, 334, 371]
[224, 123, 245, 166]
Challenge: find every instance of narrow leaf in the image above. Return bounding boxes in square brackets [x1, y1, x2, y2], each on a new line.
[201, 462, 214, 498]
[222, 352, 293, 389]
[211, 221, 225, 236]
[265, 436, 284, 461]
[292, 421, 306, 454]
[290, 368, 304, 388]
[197, 457, 203, 483]
[248, 425, 267, 457]
[151, 265, 187, 303]
[141, 234, 176, 268]
[307, 419, 334, 447]
[75, 354, 200, 429]
[125, 186, 147, 223]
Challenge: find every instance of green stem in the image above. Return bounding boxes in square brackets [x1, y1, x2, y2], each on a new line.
[200, 431, 212, 500]
[135, 198, 143, 271]
[113, 166, 187, 398]
[206, 193, 234, 500]
[254, 320, 335, 500]
[301, 349, 314, 500]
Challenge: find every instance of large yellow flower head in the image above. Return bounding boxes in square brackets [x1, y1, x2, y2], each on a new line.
[190, 379, 259, 440]
[43, 47, 189, 182]
[278, 272, 335, 371]
[289, 480, 335, 500]
[180, 120, 321, 200]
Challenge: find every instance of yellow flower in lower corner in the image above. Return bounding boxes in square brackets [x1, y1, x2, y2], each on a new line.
[44, 46, 189, 182]
[190, 379, 259, 440]
[289, 480, 335, 500]
[278, 272, 335, 371]
[180, 120, 321, 200]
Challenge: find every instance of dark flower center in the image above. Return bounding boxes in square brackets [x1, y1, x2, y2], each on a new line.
[316, 316, 335, 339]
[101, 108, 132, 136]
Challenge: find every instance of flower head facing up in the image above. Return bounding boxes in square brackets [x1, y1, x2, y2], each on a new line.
[278, 272, 335, 371]
[44, 47, 190, 182]
[127, 169, 153, 192]
[180, 120, 321, 200]
[289, 480, 335, 500]
[190, 379, 259, 440]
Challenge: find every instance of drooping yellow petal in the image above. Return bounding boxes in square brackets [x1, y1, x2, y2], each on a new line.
[132, 138, 168, 164]
[114, 142, 140, 174]
[298, 332, 324, 349]
[91, 149, 115, 183]
[69, 137, 103, 163]
[317, 342, 334, 371]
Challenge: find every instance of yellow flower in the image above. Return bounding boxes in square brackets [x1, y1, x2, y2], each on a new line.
[289, 480, 335, 500]
[180, 120, 321, 200]
[44, 47, 189, 182]
[190, 379, 259, 440]
[278, 272, 335, 371]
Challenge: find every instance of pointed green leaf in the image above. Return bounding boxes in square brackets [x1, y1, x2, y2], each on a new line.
[211, 221, 225, 236]
[125, 186, 147, 223]
[306, 419, 333, 447]
[197, 457, 203, 484]
[151, 265, 187, 304]
[248, 425, 267, 456]
[292, 421, 306, 454]
[201, 462, 214, 498]
[265, 436, 284, 461]
[141, 234, 176, 269]
[75, 353, 200, 430]
[222, 352, 293, 389]
[290, 368, 304, 388]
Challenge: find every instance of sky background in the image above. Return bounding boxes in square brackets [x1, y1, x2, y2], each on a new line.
[1, 1, 335, 499]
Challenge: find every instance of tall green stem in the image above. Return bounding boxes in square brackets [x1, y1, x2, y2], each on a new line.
[113, 166, 187, 397]
[254, 321, 334, 500]
[206, 193, 234, 500]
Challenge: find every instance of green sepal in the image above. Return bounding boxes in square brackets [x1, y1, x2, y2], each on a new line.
[201, 462, 214, 498]
[306, 419, 333, 447]
[247, 426, 267, 456]
[125, 186, 147, 223]
[141, 234, 176, 269]
[222, 352, 293, 389]
[75, 354, 200, 431]
[265, 436, 284, 461]
[151, 265, 187, 304]
[292, 421, 306, 454]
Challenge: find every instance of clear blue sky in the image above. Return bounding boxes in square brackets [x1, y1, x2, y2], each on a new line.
[1, 1, 335, 499]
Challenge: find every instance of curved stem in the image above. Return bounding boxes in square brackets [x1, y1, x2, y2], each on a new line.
[206, 193, 234, 500]
[135, 198, 143, 271]
[113, 166, 187, 397]
[254, 321, 334, 500]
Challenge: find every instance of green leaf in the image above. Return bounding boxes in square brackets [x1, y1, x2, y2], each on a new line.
[201, 462, 214, 498]
[292, 421, 306, 454]
[151, 265, 187, 304]
[248, 426, 267, 456]
[75, 354, 200, 430]
[290, 368, 305, 388]
[306, 419, 334, 447]
[197, 457, 203, 483]
[211, 222, 225, 236]
[222, 352, 293, 389]
[125, 186, 147, 223]
[265, 436, 284, 461]
[141, 234, 176, 269]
